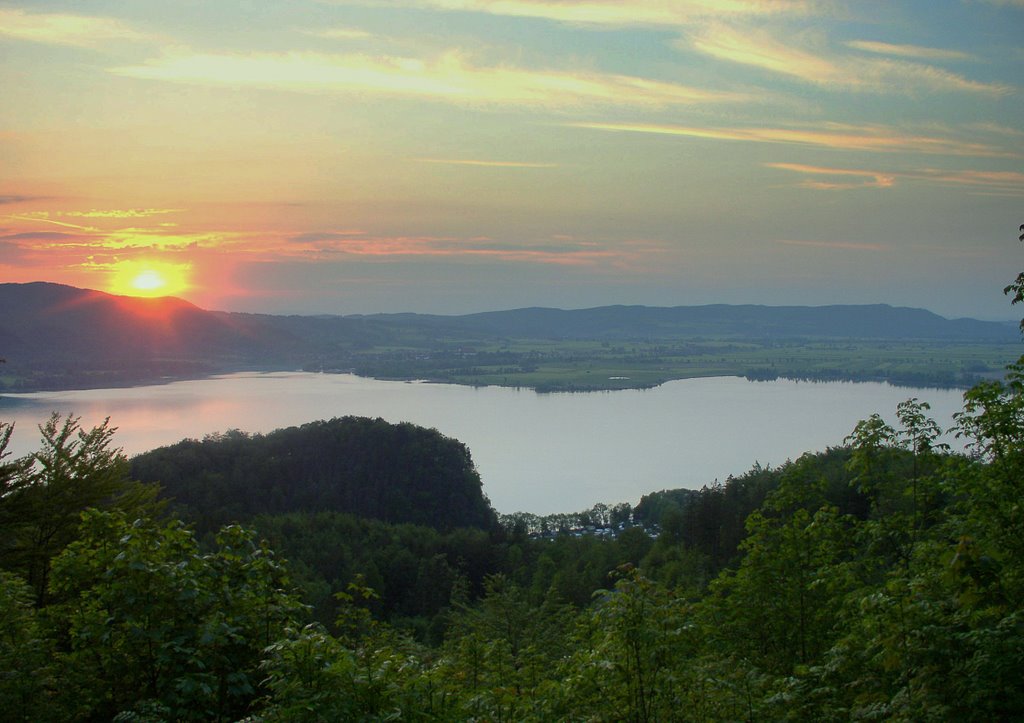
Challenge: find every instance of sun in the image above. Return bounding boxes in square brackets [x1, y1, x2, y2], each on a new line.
[131, 269, 168, 292]
[109, 261, 191, 298]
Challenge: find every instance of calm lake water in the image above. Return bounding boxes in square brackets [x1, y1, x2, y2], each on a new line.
[0, 373, 968, 514]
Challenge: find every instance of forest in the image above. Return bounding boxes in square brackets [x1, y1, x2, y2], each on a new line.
[2, 261, 1024, 721]
[3, 365, 1024, 720]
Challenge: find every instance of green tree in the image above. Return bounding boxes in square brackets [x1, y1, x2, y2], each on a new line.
[435, 574, 573, 722]
[0, 414, 160, 604]
[558, 566, 698, 723]
[47, 510, 303, 721]
[0, 571, 58, 721]
[705, 457, 859, 677]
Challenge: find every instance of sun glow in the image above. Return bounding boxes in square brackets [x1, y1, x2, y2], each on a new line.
[109, 261, 191, 298]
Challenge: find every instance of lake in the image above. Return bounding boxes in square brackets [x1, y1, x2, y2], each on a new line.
[0, 372, 969, 515]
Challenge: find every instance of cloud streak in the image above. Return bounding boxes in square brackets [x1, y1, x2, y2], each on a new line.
[778, 239, 887, 251]
[765, 162, 1024, 195]
[319, 0, 814, 28]
[570, 121, 1017, 158]
[765, 162, 895, 190]
[413, 158, 557, 168]
[112, 49, 741, 108]
[844, 40, 973, 61]
[689, 24, 1009, 95]
[0, 8, 154, 48]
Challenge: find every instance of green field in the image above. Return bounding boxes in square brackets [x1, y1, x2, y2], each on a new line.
[340, 337, 1019, 392]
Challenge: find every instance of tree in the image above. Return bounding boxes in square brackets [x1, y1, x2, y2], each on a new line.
[0, 414, 160, 604]
[48, 510, 304, 721]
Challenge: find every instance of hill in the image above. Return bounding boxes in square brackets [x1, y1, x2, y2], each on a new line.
[420, 303, 1016, 341]
[130, 416, 497, 533]
[0, 282, 301, 389]
[0, 281, 1016, 392]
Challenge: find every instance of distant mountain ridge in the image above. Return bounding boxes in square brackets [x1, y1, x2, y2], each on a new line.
[358, 303, 1015, 341]
[0, 282, 1016, 392]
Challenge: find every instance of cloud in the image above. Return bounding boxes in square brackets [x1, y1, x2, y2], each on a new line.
[302, 26, 373, 40]
[0, 194, 50, 205]
[111, 49, 741, 108]
[765, 162, 895, 190]
[318, 0, 815, 29]
[912, 168, 1024, 195]
[845, 40, 973, 61]
[60, 208, 183, 219]
[778, 239, 887, 251]
[282, 232, 626, 266]
[3, 213, 97, 231]
[0, 8, 153, 48]
[570, 121, 1016, 158]
[413, 158, 557, 168]
[0, 231, 84, 241]
[290, 231, 367, 244]
[690, 24, 839, 83]
[765, 161, 1024, 195]
[688, 24, 1009, 95]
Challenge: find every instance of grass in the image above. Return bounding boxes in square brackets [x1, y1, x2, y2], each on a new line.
[417, 339, 1018, 392]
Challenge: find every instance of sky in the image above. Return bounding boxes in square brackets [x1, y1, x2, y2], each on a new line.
[1, 1, 1022, 319]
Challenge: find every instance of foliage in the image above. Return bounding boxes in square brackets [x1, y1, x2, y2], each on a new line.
[131, 416, 497, 534]
[47, 510, 304, 721]
[0, 414, 161, 604]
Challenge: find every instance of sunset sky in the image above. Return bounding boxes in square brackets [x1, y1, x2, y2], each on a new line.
[1, 1, 1022, 319]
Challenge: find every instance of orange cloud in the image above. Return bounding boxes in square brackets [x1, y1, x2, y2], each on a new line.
[845, 40, 973, 61]
[61, 208, 183, 219]
[765, 162, 896, 190]
[111, 49, 742, 108]
[765, 161, 1024, 195]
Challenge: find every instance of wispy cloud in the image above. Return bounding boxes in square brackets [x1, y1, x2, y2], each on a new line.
[690, 24, 838, 83]
[0, 195, 50, 206]
[912, 168, 1024, 196]
[570, 121, 1015, 158]
[111, 49, 741, 108]
[845, 40, 973, 61]
[302, 26, 373, 40]
[765, 162, 895, 190]
[319, 0, 814, 29]
[413, 158, 557, 168]
[0, 231, 83, 242]
[60, 208, 183, 219]
[2, 217, 651, 272]
[765, 161, 1024, 195]
[688, 24, 1009, 95]
[279, 232, 627, 267]
[3, 214, 97, 232]
[779, 239, 887, 251]
[0, 8, 153, 48]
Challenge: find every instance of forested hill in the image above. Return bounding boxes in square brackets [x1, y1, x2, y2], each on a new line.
[0, 281, 301, 388]
[130, 416, 497, 533]
[1, 281, 1016, 391]
[390, 303, 1016, 341]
